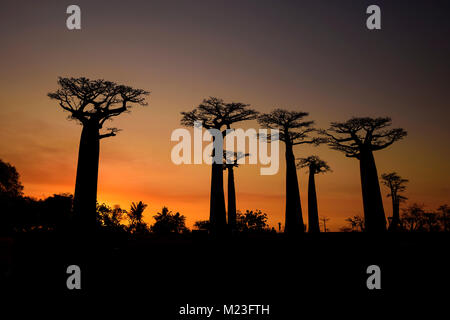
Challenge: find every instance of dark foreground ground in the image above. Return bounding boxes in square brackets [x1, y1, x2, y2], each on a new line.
[1, 232, 449, 316]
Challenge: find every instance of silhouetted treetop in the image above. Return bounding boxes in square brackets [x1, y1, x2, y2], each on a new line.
[181, 97, 258, 130]
[297, 155, 331, 174]
[321, 117, 407, 158]
[236, 209, 269, 232]
[151, 206, 188, 234]
[381, 172, 408, 201]
[48, 77, 149, 137]
[223, 150, 249, 168]
[257, 109, 323, 145]
[381, 172, 408, 231]
[128, 201, 148, 223]
[97, 203, 126, 230]
[0, 159, 24, 198]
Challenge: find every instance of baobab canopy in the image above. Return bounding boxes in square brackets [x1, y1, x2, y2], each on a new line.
[48, 77, 149, 138]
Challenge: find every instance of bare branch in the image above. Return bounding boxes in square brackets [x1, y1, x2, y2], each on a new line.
[99, 127, 121, 139]
[48, 77, 149, 128]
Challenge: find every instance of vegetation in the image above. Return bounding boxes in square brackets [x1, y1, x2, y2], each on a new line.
[381, 172, 408, 231]
[151, 207, 188, 234]
[181, 97, 258, 235]
[0, 81, 446, 236]
[321, 117, 407, 232]
[343, 204, 449, 232]
[297, 156, 331, 233]
[48, 77, 149, 233]
[258, 109, 323, 235]
[223, 151, 249, 231]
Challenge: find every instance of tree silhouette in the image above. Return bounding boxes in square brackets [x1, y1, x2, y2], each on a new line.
[151, 207, 188, 234]
[345, 215, 365, 232]
[401, 203, 426, 232]
[41, 193, 73, 230]
[127, 201, 149, 234]
[319, 216, 330, 232]
[181, 97, 258, 235]
[193, 220, 210, 231]
[297, 156, 331, 233]
[0, 159, 25, 233]
[258, 109, 322, 235]
[0, 159, 24, 198]
[437, 205, 450, 232]
[321, 117, 407, 232]
[48, 77, 149, 232]
[236, 209, 269, 232]
[223, 151, 249, 231]
[381, 172, 408, 231]
[97, 203, 126, 231]
[400, 204, 449, 232]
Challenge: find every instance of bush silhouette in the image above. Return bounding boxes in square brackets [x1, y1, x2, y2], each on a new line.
[151, 206, 188, 234]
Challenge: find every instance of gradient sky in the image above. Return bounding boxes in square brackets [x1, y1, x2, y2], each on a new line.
[0, 0, 449, 230]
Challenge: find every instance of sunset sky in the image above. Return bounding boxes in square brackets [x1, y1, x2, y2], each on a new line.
[0, 0, 449, 230]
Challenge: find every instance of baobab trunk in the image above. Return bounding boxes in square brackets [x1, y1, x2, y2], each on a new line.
[210, 157, 227, 235]
[307, 170, 320, 233]
[359, 149, 386, 232]
[284, 143, 304, 234]
[227, 166, 237, 230]
[73, 119, 100, 232]
[388, 198, 400, 231]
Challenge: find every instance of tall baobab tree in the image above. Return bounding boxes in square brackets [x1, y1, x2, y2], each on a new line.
[223, 151, 249, 231]
[321, 117, 407, 232]
[181, 97, 258, 235]
[258, 109, 322, 235]
[48, 77, 149, 231]
[297, 156, 331, 233]
[320, 216, 330, 232]
[381, 172, 408, 231]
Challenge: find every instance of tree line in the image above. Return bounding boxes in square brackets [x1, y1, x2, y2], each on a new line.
[180, 97, 408, 235]
[1, 76, 448, 236]
[342, 204, 449, 232]
[0, 158, 270, 235]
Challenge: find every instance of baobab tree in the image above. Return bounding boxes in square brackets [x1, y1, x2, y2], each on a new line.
[180, 97, 258, 235]
[297, 156, 331, 233]
[258, 109, 322, 235]
[48, 77, 149, 231]
[223, 151, 249, 231]
[381, 172, 408, 231]
[320, 216, 330, 232]
[321, 117, 407, 232]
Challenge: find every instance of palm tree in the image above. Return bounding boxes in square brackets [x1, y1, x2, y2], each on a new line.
[297, 156, 331, 233]
[127, 201, 148, 233]
[151, 207, 188, 234]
